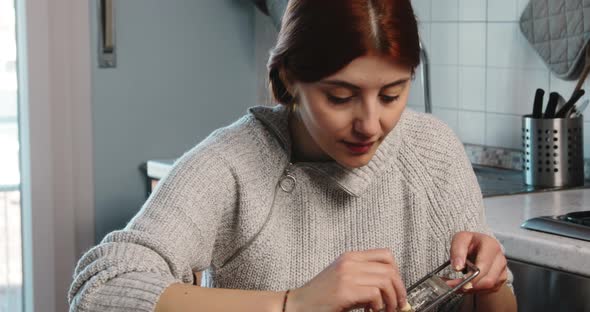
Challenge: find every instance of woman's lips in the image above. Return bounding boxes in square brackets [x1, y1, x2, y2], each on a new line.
[343, 141, 375, 154]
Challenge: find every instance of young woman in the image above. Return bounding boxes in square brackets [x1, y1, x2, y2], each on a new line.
[69, 1, 517, 311]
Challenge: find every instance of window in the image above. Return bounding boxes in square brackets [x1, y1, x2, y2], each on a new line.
[0, 0, 23, 311]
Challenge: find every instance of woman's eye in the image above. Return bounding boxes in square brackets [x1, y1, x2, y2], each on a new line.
[327, 94, 353, 104]
[380, 95, 400, 103]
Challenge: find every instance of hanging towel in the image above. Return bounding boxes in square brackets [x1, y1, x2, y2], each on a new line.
[520, 0, 590, 80]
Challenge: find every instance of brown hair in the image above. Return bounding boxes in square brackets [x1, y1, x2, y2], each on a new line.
[267, 0, 421, 106]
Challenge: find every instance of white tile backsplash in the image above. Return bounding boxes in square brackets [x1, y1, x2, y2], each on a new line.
[485, 68, 520, 114]
[417, 0, 590, 155]
[418, 21, 431, 49]
[487, 23, 545, 69]
[459, 23, 486, 66]
[431, 65, 459, 109]
[458, 111, 486, 144]
[459, 0, 487, 21]
[486, 68, 550, 115]
[432, 0, 459, 21]
[430, 23, 459, 65]
[459, 67, 486, 111]
[487, 0, 519, 22]
[408, 69, 425, 109]
[485, 113, 522, 149]
[433, 107, 459, 134]
[486, 23, 517, 67]
[408, 103, 426, 113]
[550, 73, 577, 99]
[421, 0, 590, 156]
[413, 0, 432, 22]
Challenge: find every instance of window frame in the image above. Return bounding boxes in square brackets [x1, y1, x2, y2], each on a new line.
[16, 0, 94, 311]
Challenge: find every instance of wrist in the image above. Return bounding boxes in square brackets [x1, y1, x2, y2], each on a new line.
[283, 288, 302, 312]
[471, 285, 516, 312]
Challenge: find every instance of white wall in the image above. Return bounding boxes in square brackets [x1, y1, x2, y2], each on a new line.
[408, 0, 590, 156]
[92, 0, 258, 240]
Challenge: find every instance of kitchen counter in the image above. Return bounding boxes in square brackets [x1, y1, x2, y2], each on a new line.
[484, 189, 590, 276]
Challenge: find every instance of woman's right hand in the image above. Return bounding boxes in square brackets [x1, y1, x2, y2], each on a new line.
[285, 248, 409, 312]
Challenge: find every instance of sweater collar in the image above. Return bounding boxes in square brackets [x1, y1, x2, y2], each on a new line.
[248, 105, 405, 197]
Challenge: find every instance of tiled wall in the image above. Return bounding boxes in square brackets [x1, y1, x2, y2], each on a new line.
[408, 0, 590, 158]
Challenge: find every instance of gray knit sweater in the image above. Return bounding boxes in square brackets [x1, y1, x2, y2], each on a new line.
[69, 105, 512, 311]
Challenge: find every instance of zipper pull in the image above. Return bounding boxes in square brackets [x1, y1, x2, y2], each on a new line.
[280, 163, 296, 193]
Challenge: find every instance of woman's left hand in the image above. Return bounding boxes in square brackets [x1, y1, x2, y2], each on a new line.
[447, 231, 508, 293]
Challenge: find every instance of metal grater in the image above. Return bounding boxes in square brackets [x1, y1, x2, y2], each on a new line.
[405, 260, 480, 312]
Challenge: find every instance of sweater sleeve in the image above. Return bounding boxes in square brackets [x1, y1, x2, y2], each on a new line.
[68, 147, 238, 312]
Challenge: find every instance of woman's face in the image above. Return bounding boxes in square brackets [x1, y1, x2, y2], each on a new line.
[291, 53, 413, 168]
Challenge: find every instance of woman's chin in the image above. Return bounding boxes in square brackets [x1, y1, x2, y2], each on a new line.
[335, 153, 374, 169]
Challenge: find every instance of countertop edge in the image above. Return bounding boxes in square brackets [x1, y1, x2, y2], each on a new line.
[495, 231, 590, 277]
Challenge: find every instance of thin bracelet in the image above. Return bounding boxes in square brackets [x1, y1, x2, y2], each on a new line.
[282, 289, 290, 312]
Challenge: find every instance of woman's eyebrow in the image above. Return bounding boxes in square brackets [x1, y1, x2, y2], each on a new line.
[320, 78, 411, 90]
[319, 80, 360, 90]
[381, 78, 411, 89]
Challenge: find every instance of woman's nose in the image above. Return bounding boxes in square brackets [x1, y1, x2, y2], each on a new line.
[353, 102, 380, 139]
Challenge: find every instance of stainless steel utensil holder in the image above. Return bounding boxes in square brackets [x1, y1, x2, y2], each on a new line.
[522, 115, 584, 187]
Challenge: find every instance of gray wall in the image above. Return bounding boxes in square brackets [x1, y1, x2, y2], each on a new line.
[255, 8, 279, 105]
[92, 0, 257, 241]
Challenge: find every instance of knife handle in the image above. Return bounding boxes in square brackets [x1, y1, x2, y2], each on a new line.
[544, 92, 559, 118]
[532, 88, 545, 118]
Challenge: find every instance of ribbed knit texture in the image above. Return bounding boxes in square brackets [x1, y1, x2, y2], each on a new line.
[69, 105, 513, 311]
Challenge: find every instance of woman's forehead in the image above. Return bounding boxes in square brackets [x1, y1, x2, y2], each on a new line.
[320, 54, 412, 89]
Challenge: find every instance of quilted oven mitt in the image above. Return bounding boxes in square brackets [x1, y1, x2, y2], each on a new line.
[520, 0, 590, 80]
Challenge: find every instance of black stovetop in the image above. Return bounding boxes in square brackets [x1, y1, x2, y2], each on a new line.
[521, 211, 590, 242]
[473, 165, 590, 198]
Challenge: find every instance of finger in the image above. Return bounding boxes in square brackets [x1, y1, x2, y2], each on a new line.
[356, 286, 386, 312]
[358, 262, 400, 276]
[358, 262, 408, 308]
[493, 267, 509, 292]
[444, 278, 463, 288]
[479, 267, 508, 294]
[471, 237, 501, 287]
[474, 253, 507, 291]
[387, 263, 407, 308]
[472, 268, 508, 295]
[444, 277, 476, 294]
[390, 268, 407, 309]
[450, 232, 474, 271]
[347, 249, 397, 266]
[354, 272, 398, 312]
